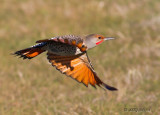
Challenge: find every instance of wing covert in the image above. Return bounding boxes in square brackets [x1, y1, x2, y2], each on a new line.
[36, 35, 87, 52]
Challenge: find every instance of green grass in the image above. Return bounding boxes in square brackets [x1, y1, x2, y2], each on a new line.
[0, 0, 160, 114]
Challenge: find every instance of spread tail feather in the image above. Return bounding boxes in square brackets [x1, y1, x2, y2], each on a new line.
[13, 43, 46, 59]
[13, 48, 45, 59]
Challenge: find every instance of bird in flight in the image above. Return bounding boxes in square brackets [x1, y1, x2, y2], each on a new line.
[14, 34, 117, 91]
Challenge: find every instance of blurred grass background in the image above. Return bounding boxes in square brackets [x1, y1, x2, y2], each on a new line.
[0, 0, 160, 114]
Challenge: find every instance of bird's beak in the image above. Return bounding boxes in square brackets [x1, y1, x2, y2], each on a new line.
[104, 37, 115, 41]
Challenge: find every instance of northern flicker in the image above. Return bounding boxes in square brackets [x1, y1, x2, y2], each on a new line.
[14, 34, 117, 91]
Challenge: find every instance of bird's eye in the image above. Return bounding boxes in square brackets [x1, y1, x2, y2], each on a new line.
[98, 37, 101, 39]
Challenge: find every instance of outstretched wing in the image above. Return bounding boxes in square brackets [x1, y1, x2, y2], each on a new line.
[47, 52, 117, 91]
[36, 35, 87, 52]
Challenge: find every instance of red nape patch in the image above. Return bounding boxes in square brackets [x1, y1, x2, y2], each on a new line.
[96, 40, 103, 45]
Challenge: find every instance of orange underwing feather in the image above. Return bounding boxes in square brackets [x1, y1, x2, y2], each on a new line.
[47, 53, 117, 91]
[76, 67, 86, 82]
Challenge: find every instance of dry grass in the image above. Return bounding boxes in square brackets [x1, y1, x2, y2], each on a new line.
[0, 0, 160, 114]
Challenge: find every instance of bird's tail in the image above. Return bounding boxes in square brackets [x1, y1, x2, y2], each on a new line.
[13, 42, 46, 59]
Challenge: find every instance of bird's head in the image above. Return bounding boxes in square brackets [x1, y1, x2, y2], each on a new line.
[84, 34, 115, 49]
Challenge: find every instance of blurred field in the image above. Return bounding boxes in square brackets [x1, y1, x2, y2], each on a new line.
[0, 0, 160, 114]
